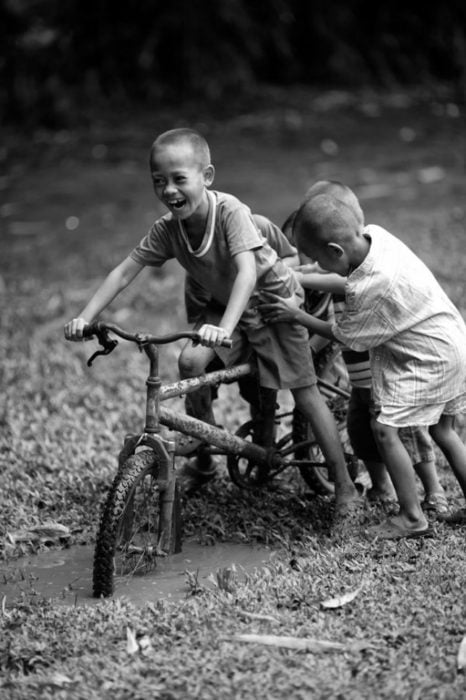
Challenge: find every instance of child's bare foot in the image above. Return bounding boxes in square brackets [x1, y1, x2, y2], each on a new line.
[334, 484, 365, 521]
[367, 513, 432, 540]
[367, 487, 397, 505]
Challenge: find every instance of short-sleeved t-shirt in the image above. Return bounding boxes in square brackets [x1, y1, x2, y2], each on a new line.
[130, 190, 314, 390]
[184, 213, 297, 323]
[332, 224, 466, 407]
[130, 190, 297, 309]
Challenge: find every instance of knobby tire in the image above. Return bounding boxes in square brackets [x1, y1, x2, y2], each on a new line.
[93, 450, 182, 598]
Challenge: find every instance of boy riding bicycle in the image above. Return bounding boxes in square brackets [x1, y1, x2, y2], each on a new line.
[64, 127, 361, 521]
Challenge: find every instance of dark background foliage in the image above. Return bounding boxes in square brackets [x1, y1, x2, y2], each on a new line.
[1, 0, 465, 127]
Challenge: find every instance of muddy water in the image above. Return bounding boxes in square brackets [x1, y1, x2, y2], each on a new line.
[0, 541, 273, 607]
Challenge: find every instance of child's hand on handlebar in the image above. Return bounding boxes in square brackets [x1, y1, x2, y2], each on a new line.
[64, 317, 89, 341]
[196, 324, 231, 348]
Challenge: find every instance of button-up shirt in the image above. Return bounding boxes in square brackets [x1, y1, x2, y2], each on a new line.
[332, 224, 466, 407]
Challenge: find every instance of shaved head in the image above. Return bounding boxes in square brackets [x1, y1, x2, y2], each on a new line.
[303, 180, 364, 226]
[150, 128, 211, 168]
[284, 180, 363, 245]
[293, 194, 361, 250]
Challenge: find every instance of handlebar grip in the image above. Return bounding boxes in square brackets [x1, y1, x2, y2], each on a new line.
[221, 338, 233, 348]
[82, 323, 95, 339]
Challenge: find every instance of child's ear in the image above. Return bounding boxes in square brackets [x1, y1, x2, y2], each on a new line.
[327, 242, 344, 258]
[203, 164, 215, 186]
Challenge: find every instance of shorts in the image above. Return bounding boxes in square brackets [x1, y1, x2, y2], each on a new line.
[347, 387, 435, 465]
[200, 303, 316, 391]
[376, 391, 466, 428]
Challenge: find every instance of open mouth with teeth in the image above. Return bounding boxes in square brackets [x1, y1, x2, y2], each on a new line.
[169, 199, 186, 211]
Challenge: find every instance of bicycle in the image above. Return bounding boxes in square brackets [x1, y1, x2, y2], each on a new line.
[82, 318, 357, 598]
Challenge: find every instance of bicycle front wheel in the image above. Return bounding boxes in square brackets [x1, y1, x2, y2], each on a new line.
[93, 450, 182, 598]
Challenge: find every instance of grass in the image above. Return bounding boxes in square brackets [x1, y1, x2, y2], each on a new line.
[1, 87, 466, 699]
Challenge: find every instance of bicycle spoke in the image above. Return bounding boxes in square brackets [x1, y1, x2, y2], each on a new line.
[113, 470, 160, 577]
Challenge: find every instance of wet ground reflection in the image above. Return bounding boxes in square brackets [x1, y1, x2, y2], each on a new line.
[0, 541, 273, 607]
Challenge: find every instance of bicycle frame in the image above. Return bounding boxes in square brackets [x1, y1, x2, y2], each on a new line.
[119, 339, 351, 474]
[88, 322, 353, 594]
[84, 321, 350, 480]
[119, 341, 273, 473]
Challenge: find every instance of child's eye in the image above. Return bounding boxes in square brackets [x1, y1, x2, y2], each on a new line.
[153, 178, 164, 187]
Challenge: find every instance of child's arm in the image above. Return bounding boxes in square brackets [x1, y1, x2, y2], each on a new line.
[258, 292, 336, 341]
[294, 269, 346, 294]
[197, 250, 256, 346]
[64, 256, 144, 340]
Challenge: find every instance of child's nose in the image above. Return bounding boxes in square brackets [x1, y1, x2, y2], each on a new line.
[163, 181, 177, 196]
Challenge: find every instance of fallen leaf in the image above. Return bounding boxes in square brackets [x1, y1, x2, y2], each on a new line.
[231, 634, 345, 652]
[2, 595, 11, 618]
[321, 582, 364, 609]
[457, 634, 466, 672]
[7, 529, 40, 544]
[47, 672, 75, 687]
[29, 522, 71, 539]
[126, 627, 139, 655]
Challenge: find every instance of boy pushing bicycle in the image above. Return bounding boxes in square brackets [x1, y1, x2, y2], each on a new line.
[64, 127, 361, 523]
[260, 190, 466, 538]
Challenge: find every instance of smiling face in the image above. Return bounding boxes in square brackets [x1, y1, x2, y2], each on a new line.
[149, 140, 214, 221]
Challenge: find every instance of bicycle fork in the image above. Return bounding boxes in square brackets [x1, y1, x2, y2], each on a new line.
[119, 342, 180, 554]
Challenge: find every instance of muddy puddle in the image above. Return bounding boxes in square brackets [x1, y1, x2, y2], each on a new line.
[0, 541, 273, 607]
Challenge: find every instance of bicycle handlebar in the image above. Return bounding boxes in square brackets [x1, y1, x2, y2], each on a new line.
[83, 321, 233, 366]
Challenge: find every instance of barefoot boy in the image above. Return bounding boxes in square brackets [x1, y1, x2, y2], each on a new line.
[281, 181, 449, 515]
[64, 128, 360, 516]
[261, 191, 466, 538]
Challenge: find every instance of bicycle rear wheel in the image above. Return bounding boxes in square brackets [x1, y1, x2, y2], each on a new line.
[227, 420, 272, 489]
[93, 450, 182, 598]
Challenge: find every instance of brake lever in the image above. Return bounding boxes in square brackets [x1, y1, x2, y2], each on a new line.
[86, 328, 118, 366]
